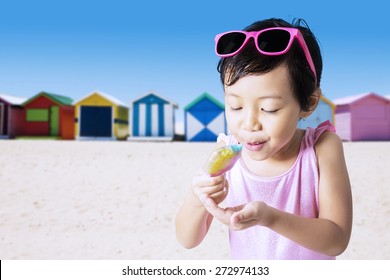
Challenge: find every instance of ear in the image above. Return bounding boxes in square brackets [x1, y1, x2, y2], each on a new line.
[300, 88, 322, 119]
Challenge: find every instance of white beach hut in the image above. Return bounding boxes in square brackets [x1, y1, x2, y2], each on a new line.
[184, 92, 226, 142]
[128, 92, 178, 141]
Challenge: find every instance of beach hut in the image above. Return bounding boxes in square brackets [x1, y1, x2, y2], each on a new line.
[298, 95, 336, 129]
[184, 92, 226, 142]
[20, 91, 75, 139]
[0, 94, 27, 139]
[73, 91, 129, 140]
[129, 92, 178, 141]
[334, 92, 390, 141]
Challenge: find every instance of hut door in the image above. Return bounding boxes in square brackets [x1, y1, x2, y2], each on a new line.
[80, 106, 112, 137]
[50, 106, 60, 136]
[0, 103, 3, 135]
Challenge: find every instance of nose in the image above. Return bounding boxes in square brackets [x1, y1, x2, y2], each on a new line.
[243, 108, 261, 132]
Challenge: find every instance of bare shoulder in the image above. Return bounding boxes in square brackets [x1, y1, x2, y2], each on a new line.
[314, 130, 345, 162]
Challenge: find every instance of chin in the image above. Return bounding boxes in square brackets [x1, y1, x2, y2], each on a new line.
[243, 148, 269, 161]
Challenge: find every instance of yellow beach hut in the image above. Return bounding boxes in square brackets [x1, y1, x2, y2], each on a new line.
[73, 91, 129, 140]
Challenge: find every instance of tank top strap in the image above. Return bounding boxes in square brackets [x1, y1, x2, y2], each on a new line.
[313, 120, 336, 143]
[303, 120, 336, 149]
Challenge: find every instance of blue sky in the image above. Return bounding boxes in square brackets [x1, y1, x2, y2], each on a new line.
[1, 0, 389, 131]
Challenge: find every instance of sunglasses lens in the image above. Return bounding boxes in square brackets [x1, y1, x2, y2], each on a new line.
[217, 32, 246, 55]
[257, 29, 291, 53]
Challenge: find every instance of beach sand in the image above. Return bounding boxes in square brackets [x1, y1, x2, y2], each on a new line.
[0, 140, 389, 259]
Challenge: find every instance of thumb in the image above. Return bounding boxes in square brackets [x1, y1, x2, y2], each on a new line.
[230, 204, 254, 225]
[231, 211, 246, 225]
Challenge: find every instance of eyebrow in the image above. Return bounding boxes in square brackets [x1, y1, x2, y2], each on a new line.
[225, 92, 282, 99]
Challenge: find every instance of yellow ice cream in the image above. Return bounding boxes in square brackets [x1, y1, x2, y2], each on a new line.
[204, 144, 242, 176]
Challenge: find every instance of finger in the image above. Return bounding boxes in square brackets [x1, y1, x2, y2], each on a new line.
[197, 183, 225, 198]
[210, 175, 226, 186]
[230, 217, 259, 231]
[209, 180, 228, 197]
[230, 204, 256, 225]
[223, 178, 229, 193]
[209, 188, 226, 199]
[192, 173, 224, 188]
[202, 196, 230, 224]
[231, 212, 244, 226]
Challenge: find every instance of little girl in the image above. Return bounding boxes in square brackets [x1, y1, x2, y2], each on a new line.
[176, 18, 352, 259]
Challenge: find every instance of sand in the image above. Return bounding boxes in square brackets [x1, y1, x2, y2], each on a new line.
[0, 140, 389, 259]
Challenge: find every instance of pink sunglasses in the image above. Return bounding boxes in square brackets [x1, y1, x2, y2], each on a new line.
[215, 27, 317, 83]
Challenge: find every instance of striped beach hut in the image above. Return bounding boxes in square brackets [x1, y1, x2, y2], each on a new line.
[73, 91, 129, 140]
[334, 92, 390, 141]
[0, 94, 27, 139]
[21, 91, 75, 139]
[298, 95, 336, 129]
[184, 92, 226, 142]
[129, 92, 178, 141]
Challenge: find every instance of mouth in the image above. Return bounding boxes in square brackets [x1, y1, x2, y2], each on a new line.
[244, 141, 266, 152]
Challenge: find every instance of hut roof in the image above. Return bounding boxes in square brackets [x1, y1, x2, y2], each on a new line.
[74, 91, 128, 108]
[22, 91, 73, 106]
[0, 93, 28, 105]
[131, 91, 178, 108]
[333, 92, 389, 106]
[184, 92, 224, 111]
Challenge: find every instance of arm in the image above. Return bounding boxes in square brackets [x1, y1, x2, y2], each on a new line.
[175, 189, 214, 249]
[175, 141, 228, 249]
[203, 132, 353, 256]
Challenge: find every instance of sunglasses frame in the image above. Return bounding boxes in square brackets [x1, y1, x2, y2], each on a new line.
[215, 27, 317, 82]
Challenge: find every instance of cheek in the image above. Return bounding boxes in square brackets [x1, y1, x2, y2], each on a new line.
[225, 111, 240, 133]
[266, 120, 299, 148]
[261, 112, 299, 142]
[267, 109, 300, 132]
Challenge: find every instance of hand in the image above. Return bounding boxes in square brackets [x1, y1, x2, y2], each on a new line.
[202, 195, 271, 231]
[191, 169, 229, 207]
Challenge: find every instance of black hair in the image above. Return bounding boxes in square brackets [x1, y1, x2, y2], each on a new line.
[217, 18, 323, 112]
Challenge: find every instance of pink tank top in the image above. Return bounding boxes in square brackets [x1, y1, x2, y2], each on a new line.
[217, 121, 336, 259]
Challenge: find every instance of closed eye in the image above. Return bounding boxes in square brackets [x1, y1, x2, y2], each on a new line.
[230, 107, 242, 111]
[261, 108, 279, 113]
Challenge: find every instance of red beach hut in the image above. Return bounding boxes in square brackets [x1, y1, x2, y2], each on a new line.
[21, 91, 75, 139]
[334, 92, 390, 141]
[0, 94, 27, 139]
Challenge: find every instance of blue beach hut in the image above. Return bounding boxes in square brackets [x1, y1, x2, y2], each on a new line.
[184, 92, 226, 142]
[129, 92, 178, 141]
[298, 95, 336, 129]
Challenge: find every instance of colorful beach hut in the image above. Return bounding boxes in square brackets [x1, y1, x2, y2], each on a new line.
[334, 92, 390, 141]
[184, 92, 226, 142]
[0, 94, 27, 139]
[298, 95, 336, 129]
[129, 92, 178, 141]
[20, 91, 75, 139]
[73, 91, 129, 140]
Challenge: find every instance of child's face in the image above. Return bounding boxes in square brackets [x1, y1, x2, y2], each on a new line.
[224, 64, 305, 161]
